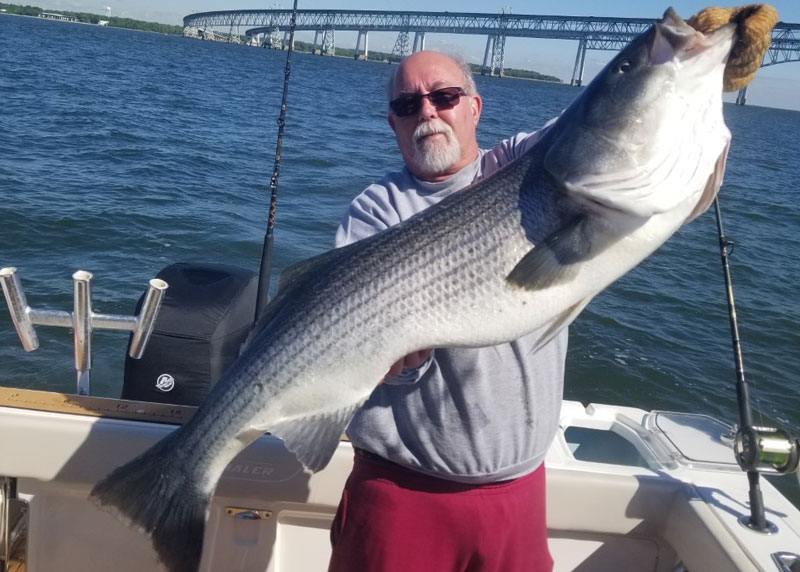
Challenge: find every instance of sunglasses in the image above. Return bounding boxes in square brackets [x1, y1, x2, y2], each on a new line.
[389, 87, 467, 118]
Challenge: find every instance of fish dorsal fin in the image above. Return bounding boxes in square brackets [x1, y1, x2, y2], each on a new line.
[265, 400, 367, 472]
[277, 251, 331, 293]
[242, 248, 346, 353]
[685, 142, 729, 222]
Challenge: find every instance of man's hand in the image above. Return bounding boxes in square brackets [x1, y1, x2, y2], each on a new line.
[385, 350, 433, 378]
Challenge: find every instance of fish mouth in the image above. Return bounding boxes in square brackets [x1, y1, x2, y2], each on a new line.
[650, 7, 735, 66]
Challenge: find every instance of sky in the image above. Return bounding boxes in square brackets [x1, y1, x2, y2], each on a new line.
[42, 0, 800, 110]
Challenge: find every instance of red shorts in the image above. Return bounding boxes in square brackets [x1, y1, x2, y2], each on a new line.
[328, 449, 552, 572]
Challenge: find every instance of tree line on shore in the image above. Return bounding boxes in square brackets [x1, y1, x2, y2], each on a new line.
[0, 2, 183, 34]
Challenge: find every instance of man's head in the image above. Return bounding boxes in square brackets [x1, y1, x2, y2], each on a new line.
[387, 51, 482, 182]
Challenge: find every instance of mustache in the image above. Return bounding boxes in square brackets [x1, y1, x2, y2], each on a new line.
[412, 120, 454, 144]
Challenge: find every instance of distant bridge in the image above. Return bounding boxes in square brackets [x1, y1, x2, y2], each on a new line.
[183, 9, 800, 104]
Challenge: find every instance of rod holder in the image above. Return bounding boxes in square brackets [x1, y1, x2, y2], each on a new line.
[129, 279, 168, 359]
[0, 267, 168, 396]
[73, 271, 92, 393]
[0, 268, 38, 351]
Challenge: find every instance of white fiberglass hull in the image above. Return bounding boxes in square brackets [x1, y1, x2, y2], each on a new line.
[0, 389, 798, 572]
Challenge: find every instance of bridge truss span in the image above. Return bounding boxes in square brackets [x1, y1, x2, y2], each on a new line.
[182, 9, 800, 96]
[763, 22, 800, 67]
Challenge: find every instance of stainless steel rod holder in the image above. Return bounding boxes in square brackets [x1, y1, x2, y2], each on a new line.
[0, 268, 38, 351]
[129, 279, 168, 359]
[0, 267, 168, 396]
[73, 271, 92, 395]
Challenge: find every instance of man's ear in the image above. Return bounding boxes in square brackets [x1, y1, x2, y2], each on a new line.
[471, 95, 483, 126]
[388, 113, 397, 133]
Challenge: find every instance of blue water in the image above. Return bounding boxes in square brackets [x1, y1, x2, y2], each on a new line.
[1, 15, 799, 501]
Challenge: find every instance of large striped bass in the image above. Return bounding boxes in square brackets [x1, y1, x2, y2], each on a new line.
[91, 9, 735, 572]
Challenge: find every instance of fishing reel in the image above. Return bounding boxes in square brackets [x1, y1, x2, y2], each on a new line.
[734, 425, 800, 480]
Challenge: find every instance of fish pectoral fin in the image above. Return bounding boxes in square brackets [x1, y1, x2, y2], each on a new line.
[685, 142, 729, 222]
[506, 216, 592, 290]
[266, 401, 366, 473]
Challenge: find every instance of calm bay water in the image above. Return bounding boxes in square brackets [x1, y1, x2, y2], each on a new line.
[1, 15, 799, 500]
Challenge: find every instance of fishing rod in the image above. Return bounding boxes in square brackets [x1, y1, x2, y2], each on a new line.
[712, 197, 799, 532]
[255, 0, 300, 322]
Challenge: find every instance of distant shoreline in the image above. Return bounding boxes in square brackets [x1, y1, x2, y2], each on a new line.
[0, 12, 175, 36]
[0, 3, 182, 34]
[2, 12, 97, 26]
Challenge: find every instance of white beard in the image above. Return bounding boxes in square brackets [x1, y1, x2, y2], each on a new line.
[410, 120, 461, 177]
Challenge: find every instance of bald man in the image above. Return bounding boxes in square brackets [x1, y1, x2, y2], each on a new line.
[329, 51, 565, 572]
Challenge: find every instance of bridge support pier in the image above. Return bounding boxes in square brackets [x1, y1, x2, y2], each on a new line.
[736, 86, 747, 105]
[482, 35, 494, 75]
[391, 31, 411, 62]
[492, 34, 506, 77]
[570, 38, 587, 86]
[481, 35, 505, 76]
[413, 31, 426, 52]
[312, 30, 320, 54]
[355, 30, 369, 60]
[266, 26, 281, 48]
[321, 28, 335, 56]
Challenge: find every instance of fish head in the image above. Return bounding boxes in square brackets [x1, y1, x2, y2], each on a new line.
[544, 8, 735, 219]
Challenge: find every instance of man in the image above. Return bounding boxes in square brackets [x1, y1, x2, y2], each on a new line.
[328, 51, 567, 572]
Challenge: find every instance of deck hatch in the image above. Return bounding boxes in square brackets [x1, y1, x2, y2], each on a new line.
[648, 411, 739, 470]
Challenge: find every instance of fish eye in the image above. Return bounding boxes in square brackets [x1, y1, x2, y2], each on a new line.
[616, 60, 633, 74]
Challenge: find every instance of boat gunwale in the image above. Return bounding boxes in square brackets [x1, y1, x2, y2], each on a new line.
[0, 386, 196, 425]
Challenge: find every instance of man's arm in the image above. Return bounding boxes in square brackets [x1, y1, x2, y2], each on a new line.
[482, 118, 558, 170]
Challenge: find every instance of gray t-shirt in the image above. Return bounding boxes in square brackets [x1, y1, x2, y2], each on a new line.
[335, 131, 568, 484]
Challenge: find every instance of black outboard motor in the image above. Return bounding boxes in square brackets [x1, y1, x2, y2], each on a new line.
[121, 262, 257, 406]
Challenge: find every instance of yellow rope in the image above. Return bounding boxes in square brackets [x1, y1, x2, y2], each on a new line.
[687, 4, 779, 92]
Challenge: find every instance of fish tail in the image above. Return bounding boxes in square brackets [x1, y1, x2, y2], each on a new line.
[90, 432, 209, 572]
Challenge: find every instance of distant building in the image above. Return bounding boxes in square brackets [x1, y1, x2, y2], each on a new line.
[39, 12, 79, 22]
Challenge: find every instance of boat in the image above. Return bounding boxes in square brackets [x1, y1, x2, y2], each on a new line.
[2, 8, 799, 571]
[1, 377, 799, 571]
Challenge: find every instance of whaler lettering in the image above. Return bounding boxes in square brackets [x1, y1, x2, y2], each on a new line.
[225, 463, 275, 477]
